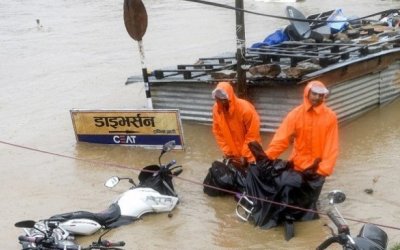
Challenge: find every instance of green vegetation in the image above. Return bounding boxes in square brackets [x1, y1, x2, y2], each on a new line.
[391, 243, 400, 250]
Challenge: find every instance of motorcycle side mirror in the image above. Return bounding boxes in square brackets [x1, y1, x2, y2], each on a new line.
[105, 176, 120, 188]
[161, 140, 176, 155]
[15, 220, 37, 228]
[159, 140, 176, 165]
[327, 190, 346, 205]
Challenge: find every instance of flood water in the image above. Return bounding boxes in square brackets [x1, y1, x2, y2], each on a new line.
[1, 0, 400, 249]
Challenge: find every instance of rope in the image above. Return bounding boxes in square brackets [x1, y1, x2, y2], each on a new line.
[1, 139, 400, 231]
[182, 0, 400, 24]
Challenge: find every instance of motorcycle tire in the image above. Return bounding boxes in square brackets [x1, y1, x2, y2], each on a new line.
[284, 220, 295, 241]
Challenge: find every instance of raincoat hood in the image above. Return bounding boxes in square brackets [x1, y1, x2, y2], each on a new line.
[303, 80, 328, 112]
[213, 82, 237, 114]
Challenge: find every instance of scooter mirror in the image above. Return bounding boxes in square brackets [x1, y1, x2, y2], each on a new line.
[327, 190, 346, 205]
[162, 140, 176, 153]
[15, 220, 37, 228]
[105, 176, 120, 188]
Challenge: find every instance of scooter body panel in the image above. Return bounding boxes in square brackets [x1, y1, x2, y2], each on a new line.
[59, 219, 101, 235]
[116, 188, 179, 217]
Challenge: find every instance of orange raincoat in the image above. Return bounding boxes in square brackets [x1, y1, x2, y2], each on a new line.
[212, 82, 262, 163]
[265, 81, 339, 176]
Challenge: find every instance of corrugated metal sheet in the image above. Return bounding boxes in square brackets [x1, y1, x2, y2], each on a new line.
[379, 61, 400, 104]
[328, 73, 380, 123]
[151, 61, 400, 132]
[327, 60, 400, 123]
[249, 84, 303, 132]
[152, 82, 215, 123]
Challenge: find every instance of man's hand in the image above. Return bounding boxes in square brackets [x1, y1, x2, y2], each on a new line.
[240, 157, 248, 167]
[248, 141, 269, 162]
[310, 158, 321, 170]
[223, 155, 248, 168]
[223, 154, 234, 160]
[303, 158, 321, 179]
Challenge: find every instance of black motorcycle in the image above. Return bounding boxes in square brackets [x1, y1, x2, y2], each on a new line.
[316, 190, 388, 250]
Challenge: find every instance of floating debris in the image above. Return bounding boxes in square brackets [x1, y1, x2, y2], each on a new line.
[364, 188, 374, 195]
[36, 19, 43, 30]
[283, 62, 321, 78]
[210, 69, 237, 79]
[248, 63, 281, 77]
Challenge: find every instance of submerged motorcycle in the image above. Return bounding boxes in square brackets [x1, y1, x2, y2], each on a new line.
[20, 140, 182, 238]
[316, 190, 388, 250]
[15, 219, 125, 250]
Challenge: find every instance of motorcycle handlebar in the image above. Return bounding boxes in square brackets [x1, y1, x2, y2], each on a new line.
[172, 167, 183, 176]
[18, 235, 125, 250]
[18, 236, 81, 250]
[316, 235, 341, 250]
[18, 235, 43, 243]
[327, 210, 346, 232]
[165, 160, 176, 169]
[100, 240, 126, 247]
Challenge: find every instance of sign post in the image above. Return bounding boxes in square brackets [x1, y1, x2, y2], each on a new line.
[123, 0, 153, 109]
[235, 0, 247, 98]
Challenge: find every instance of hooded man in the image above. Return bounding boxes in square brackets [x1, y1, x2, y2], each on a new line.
[265, 80, 339, 178]
[212, 81, 262, 167]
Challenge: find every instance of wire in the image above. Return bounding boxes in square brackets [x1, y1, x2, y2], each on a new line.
[182, 0, 399, 24]
[1, 139, 400, 231]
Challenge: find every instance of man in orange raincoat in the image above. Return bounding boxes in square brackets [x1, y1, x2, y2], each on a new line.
[235, 81, 338, 230]
[265, 80, 339, 178]
[212, 81, 262, 167]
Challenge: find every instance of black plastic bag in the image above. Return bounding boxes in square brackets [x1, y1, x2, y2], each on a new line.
[203, 161, 246, 196]
[245, 141, 324, 228]
[245, 162, 324, 229]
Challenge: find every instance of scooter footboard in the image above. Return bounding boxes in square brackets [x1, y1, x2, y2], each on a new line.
[356, 223, 388, 250]
[236, 195, 254, 222]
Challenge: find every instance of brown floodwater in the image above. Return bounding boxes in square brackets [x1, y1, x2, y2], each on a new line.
[1, 0, 400, 249]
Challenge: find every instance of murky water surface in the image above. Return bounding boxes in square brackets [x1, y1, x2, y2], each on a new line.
[1, 0, 399, 249]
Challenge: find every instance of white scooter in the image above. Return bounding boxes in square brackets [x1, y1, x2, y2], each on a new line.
[20, 140, 183, 238]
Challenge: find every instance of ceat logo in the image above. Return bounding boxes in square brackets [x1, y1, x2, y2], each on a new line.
[113, 135, 136, 144]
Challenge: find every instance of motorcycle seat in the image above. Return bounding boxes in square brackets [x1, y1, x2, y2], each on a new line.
[354, 223, 388, 250]
[48, 203, 121, 226]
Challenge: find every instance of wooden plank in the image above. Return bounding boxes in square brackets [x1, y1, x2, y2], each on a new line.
[302, 51, 400, 86]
